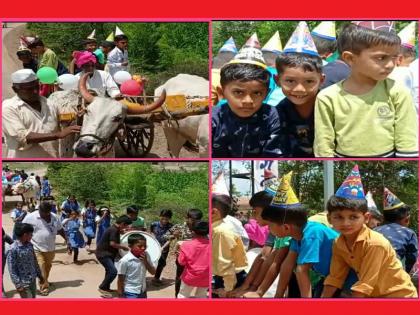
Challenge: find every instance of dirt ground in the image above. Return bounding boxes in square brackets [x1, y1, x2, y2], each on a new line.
[1, 23, 198, 159]
[2, 165, 179, 299]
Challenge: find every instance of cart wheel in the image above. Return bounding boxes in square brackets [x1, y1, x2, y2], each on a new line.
[118, 117, 155, 157]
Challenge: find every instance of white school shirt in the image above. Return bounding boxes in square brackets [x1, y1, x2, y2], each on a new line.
[223, 215, 250, 250]
[75, 70, 120, 98]
[117, 251, 152, 294]
[106, 47, 129, 77]
[2, 96, 59, 158]
[22, 211, 63, 252]
[409, 59, 419, 115]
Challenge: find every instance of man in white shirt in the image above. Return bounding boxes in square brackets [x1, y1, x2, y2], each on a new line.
[73, 51, 121, 98]
[107, 33, 129, 77]
[22, 201, 67, 295]
[2, 69, 81, 158]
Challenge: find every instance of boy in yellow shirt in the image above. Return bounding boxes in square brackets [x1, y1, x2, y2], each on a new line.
[322, 165, 417, 298]
[212, 194, 248, 297]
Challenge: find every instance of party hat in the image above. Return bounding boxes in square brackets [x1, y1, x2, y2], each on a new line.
[352, 21, 395, 32]
[398, 22, 416, 48]
[115, 26, 125, 36]
[311, 21, 336, 41]
[243, 33, 261, 49]
[227, 46, 267, 69]
[263, 169, 280, 196]
[384, 187, 405, 211]
[219, 37, 238, 53]
[365, 191, 382, 218]
[87, 29, 96, 40]
[105, 31, 115, 42]
[335, 165, 365, 199]
[283, 21, 319, 56]
[212, 172, 230, 196]
[271, 172, 300, 208]
[18, 38, 30, 52]
[21, 36, 37, 46]
[262, 31, 283, 54]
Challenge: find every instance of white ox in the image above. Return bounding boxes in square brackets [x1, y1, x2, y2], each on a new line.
[10, 176, 40, 210]
[50, 74, 166, 158]
[154, 74, 209, 158]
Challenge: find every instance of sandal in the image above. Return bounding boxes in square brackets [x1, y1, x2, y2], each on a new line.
[39, 289, 49, 296]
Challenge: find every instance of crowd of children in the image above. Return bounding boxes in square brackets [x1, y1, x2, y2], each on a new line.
[3, 195, 210, 299]
[212, 165, 418, 298]
[212, 21, 418, 158]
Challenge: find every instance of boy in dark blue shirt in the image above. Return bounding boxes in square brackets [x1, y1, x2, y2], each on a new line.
[276, 22, 325, 157]
[212, 46, 282, 158]
[375, 188, 418, 273]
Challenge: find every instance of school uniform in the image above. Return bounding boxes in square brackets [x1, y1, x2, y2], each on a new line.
[118, 251, 152, 298]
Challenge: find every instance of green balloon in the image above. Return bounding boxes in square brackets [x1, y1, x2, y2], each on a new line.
[36, 67, 58, 84]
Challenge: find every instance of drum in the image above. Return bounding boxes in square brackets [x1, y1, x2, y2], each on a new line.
[119, 231, 162, 265]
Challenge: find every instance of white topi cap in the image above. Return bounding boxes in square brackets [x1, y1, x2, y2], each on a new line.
[11, 69, 38, 84]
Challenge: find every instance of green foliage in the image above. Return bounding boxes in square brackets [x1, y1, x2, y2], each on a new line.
[46, 162, 208, 224]
[212, 21, 417, 54]
[25, 22, 208, 91]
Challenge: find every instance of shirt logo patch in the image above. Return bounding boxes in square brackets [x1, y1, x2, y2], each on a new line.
[377, 105, 391, 118]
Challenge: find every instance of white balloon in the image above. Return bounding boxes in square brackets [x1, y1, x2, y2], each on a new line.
[58, 74, 78, 90]
[113, 70, 132, 84]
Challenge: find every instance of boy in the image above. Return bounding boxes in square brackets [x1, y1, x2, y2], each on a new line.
[212, 194, 248, 297]
[314, 22, 418, 157]
[365, 191, 383, 229]
[322, 165, 417, 298]
[107, 27, 129, 77]
[16, 47, 38, 73]
[261, 172, 342, 298]
[95, 215, 132, 297]
[117, 234, 155, 298]
[126, 205, 146, 230]
[212, 46, 282, 158]
[95, 40, 116, 71]
[10, 202, 26, 239]
[276, 51, 324, 157]
[7, 223, 44, 298]
[375, 188, 418, 273]
[150, 209, 173, 285]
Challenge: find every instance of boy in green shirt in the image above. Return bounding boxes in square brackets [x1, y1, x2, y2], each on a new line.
[314, 21, 418, 158]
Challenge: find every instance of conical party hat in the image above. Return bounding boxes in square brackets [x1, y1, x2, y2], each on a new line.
[115, 26, 125, 36]
[87, 29, 96, 40]
[263, 169, 280, 196]
[243, 33, 261, 49]
[212, 172, 230, 196]
[21, 36, 37, 46]
[262, 31, 283, 54]
[335, 165, 365, 199]
[105, 31, 115, 42]
[352, 21, 395, 32]
[365, 191, 382, 218]
[18, 38, 30, 52]
[283, 21, 319, 56]
[384, 187, 405, 211]
[398, 22, 416, 48]
[311, 21, 336, 41]
[219, 37, 238, 53]
[227, 46, 267, 69]
[271, 172, 300, 208]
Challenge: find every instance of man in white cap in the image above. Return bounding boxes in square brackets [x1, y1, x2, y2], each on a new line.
[2, 69, 81, 158]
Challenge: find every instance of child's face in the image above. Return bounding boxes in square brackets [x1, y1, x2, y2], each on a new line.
[367, 216, 381, 229]
[160, 216, 170, 226]
[84, 43, 97, 52]
[132, 240, 147, 252]
[253, 207, 268, 226]
[343, 45, 400, 82]
[218, 80, 267, 118]
[278, 67, 324, 107]
[70, 211, 78, 219]
[268, 221, 289, 238]
[128, 212, 138, 220]
[21, 232, 33, 243]
[116, 39, 128, 50]
[212, 208, 222, 222]
[328, 209, 370, 238]
[18, 54, 32, 64]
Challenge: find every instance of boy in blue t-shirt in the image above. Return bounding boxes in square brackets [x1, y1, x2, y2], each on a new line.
[261, 172, 342, 298]
[375, 188, 418, 273]
[212, 47, 282, 158]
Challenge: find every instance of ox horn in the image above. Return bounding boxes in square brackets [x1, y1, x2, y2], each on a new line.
[125, 89, 167, 115]
[79, 73, 95, 104]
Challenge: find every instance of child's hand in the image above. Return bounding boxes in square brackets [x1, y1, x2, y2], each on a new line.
[16, 286, 25, 293]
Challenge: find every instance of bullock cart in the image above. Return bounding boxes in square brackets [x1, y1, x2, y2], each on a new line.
[118, 94, 209, 157]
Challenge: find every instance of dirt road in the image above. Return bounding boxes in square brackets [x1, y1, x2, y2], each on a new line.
[2, 165, 178, 298]
[1, 23, 198, 159]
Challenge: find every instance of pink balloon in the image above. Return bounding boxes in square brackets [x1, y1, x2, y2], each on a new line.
[120, 79, 143, 96]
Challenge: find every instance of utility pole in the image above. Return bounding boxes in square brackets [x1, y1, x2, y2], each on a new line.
[323, 161, 334, 209]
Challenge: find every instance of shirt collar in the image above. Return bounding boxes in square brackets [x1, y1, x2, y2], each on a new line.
[336, 224, 370, 252]
[126, 250, 141, 261]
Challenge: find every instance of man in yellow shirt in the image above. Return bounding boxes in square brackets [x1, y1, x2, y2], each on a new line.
[212, 194, 247, 297]
[321, 165, 417, 298]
